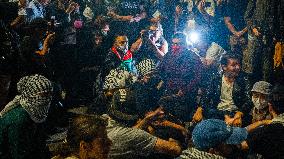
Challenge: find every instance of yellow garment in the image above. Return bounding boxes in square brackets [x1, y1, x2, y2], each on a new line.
[274, 42, 284, 69]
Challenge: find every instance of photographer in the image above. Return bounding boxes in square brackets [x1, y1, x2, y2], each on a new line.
[131, 23, 168, 67]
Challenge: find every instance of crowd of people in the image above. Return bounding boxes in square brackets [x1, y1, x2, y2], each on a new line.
[0, 0, 284, 159]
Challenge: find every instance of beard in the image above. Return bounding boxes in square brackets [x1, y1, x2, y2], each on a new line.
[223, 70, 239, 79]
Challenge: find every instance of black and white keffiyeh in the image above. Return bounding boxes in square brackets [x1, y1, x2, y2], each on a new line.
[136, 58, 157, 77]
[103, 68, 137, 91]
[0, 74, 53, 123]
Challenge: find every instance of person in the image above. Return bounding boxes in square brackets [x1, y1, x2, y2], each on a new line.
[201, 52, 252, 126]
[158, 32, 202, 122]
[243, 0, 284, 83]
[103, 88, 182, 159]
[19, 18, 55, 77]
[106, 0, 149, 43]
[52, 114, 112, 159]
[102, 35, 137, 78]
[10, 0, 28, 29]
[135, 59, 164, 115]
[192, 0, 228, 49]
[223, 0, 248, 53]
[241, 84, 284, 158]
[72, 31, 108, 104]
[132, 23, 168, 67]
[178, 119, 248, 159]
[159, 32, 202, 95]
[250, 81, 273, 123]
[0, 74, 53, 159]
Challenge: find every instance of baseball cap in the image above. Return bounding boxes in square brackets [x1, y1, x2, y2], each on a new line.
[251, 81, 272, 95]
[192, 119, 248, 150]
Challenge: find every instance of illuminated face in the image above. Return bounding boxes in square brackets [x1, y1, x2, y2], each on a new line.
[101, 24, 110, 36]
[149, 26, 162, 41]
[222, 58, 241, 78]
[86, 127, 112, 159]
[114, 36, 129, 52]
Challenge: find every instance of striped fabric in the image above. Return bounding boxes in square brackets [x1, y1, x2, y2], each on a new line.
[177, 147, 225, 159]
[103, 68, 137, 90]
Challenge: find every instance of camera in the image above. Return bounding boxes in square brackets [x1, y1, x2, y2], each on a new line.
[141, 29, 155, 40]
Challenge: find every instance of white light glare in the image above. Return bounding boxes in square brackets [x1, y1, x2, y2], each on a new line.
[189, 32, 199, 43]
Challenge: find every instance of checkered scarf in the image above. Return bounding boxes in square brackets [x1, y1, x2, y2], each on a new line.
[0, 74, 53, 123]
[103, 68, 137, 90]
[136, 58, 156, 77]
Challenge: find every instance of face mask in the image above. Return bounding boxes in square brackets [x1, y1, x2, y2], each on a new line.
[252, 96, 268, 110]
[117, 45, 128, 53]
[171, 45, 182, 54]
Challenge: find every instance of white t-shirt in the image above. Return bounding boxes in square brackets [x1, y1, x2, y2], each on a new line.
[217, 75, 238, 112]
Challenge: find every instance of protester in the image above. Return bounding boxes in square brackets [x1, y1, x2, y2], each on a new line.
[0, 74, 53, 159]
[178, 119, 248, 159]
[52, 114, 112, 159]
[250, 81, 273, 123]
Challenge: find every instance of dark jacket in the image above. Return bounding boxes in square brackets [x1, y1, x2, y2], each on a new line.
[201, 72, 253, 120]
[102, 48, 135, 78]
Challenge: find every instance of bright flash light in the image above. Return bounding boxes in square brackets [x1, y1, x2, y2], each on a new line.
[186, 31, 199, 45]
[189, 32, 199, 43]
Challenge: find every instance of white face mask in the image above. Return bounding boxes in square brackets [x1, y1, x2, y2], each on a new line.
[252, 96, 268, 110]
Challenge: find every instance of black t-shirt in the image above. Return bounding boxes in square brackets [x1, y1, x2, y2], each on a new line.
[247, 123, 284, 159]
[223, 0, 248, 31]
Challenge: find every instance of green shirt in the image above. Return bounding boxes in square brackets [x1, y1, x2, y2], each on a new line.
[0, 106, 49, 159]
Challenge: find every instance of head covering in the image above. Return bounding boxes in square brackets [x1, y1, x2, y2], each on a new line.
[108, 88, 138, 124]
[0, 74, 53, 123]
[136, 58, 156, 77]
[205, 42, 226, 62]
[192, 119, 248, 150]
[103, 68, 137, 90]
[251, 81, 273, 95]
